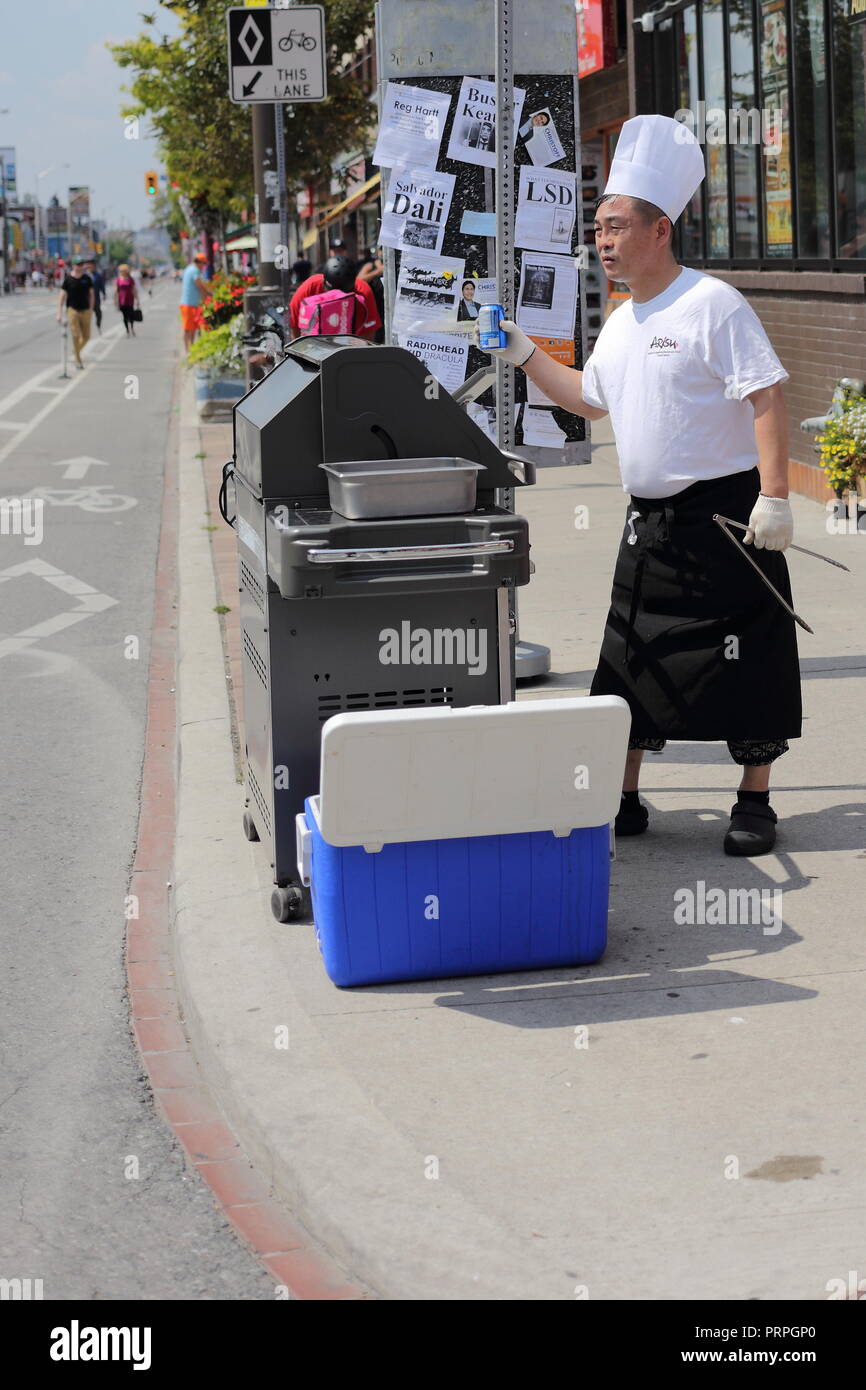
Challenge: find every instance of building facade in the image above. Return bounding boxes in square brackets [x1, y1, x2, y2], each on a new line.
[578, 0, 866, 499]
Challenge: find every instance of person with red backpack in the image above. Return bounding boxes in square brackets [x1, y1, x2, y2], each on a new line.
[289, 255, 381, 341]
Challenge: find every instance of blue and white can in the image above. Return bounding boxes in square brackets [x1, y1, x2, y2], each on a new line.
[478, 303, 508, 351]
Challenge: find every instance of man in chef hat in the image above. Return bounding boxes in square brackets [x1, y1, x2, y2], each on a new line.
[489, 114, 799, 857]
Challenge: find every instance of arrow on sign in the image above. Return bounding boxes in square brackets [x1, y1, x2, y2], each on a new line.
[242, 70, 263, 97]
[52, 457, 109, 480]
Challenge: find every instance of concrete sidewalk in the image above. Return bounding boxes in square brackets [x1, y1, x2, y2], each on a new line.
[173, 377, 866, 1300]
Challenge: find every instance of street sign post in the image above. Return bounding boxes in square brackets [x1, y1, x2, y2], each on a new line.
[226, 5, 327, 104]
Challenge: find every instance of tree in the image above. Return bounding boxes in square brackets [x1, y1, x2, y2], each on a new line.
[107, 234, 135, 267]
[110, 0, 377, 225]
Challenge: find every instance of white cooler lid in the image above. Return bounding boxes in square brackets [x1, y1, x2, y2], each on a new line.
[318, 696, 631, 850]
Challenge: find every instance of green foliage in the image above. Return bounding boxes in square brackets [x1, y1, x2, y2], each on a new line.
[186, 314, 246, 376]
[110, 0, 378, 231]
[106, 235, 135, 266]
[816, 389, 866, 493]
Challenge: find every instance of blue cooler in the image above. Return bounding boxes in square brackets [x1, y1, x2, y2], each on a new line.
[296, 696, 630, 988]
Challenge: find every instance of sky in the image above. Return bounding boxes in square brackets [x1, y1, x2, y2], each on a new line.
[1, 0, 178, 229]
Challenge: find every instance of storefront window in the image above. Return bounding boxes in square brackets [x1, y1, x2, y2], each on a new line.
[728, 0, 760, 256]
[793, 0, 831, 256]
[703, 0, 731, 255]
[677, 5, 704, 259]
[833, 0, 866, 258]
[759, 0, 794, 255]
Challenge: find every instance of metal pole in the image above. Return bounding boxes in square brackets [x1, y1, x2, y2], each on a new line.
[273, 100, 290, 305]
[375, 3, 396, 343]
[252, 104, 280, 290]
[59, 310, 69, 380]
[494, 0, 516, 467]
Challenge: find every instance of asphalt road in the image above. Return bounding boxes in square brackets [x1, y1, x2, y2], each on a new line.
[0, 283, 274, 1299]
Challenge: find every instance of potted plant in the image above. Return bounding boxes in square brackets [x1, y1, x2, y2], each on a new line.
[187, 315, 246, 417]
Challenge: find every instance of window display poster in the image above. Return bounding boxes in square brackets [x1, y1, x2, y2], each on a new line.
[392, 252, 466, 333]
[516, 254, 578, 339]
[381, 167, 456, 255]
[520, 107, 567, 167]
[373, 83, 453, 169]
[398, 331, 469, 395]
[759, 0, 793, 254]
[445, 77, 526, 169]
[514, 165, 577, 254]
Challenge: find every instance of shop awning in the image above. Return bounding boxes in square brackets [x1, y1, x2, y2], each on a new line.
[316, 173, 381, 231]
[225, 234, 257, 251]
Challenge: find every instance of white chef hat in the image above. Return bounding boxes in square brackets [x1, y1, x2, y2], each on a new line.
[601, 114, 705, 223]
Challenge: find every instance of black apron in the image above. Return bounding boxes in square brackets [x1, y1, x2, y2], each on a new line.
[590, 468, 802, 741]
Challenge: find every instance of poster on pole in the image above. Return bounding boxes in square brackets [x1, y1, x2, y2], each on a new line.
[398, 330, 470, 393]
[380, 168, 456, 254]
[516, 253, 577, 338]
[514, 166, 577, 253]
[445, 78, 526, 169]
[391, 252, 465, 333]
[373, 83, 452, 169]
[372, 32, 584, 452]
[519, 108, 567, 167]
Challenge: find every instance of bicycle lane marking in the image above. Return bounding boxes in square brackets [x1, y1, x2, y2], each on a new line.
[0, 557, 118, 660]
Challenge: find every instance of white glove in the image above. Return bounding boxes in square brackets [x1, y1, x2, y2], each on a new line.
[481, 318, 536, 367]
[744, 495, 793, 551]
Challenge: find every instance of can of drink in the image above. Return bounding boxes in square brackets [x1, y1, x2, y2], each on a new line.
[478, 303, 507, 351]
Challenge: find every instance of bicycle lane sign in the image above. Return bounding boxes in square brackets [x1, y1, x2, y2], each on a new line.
[226, 5, 327, 103]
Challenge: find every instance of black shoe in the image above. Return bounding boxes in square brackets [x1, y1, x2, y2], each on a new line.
[615, 795, 649, 836]
[724, 800, 777, 856]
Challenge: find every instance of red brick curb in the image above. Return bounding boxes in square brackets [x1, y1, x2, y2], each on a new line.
[125, 375, 368, 1300]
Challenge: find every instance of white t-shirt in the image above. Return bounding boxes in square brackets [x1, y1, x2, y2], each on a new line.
[581, 266, 789, 498]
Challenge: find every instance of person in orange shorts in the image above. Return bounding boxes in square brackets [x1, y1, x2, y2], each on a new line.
[179, 252, 209, 349]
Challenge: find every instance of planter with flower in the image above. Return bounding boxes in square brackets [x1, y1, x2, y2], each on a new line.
[187, 314, 247, 417]
[816, 399, 866, 501]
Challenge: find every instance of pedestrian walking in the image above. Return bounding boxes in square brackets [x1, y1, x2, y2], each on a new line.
[114, 263, 139, 335]
[488, 114, 798, 858]
[83, 259, 106, 332]
[289, 255, 381, 341]
[179, 253, 209, 350]
[56, 257, 94, 370]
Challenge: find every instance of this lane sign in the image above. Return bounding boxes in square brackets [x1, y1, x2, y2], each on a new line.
[227, 5, 327, 104]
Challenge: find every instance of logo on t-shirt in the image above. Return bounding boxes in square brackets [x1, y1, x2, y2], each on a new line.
[648, 334, 680, 355]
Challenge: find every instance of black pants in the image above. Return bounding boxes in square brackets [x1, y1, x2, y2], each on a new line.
[120, 305, 136, 332]
[629, 735, 789, 766]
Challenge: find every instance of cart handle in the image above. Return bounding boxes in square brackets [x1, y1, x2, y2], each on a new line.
[306, 539, 514, 565]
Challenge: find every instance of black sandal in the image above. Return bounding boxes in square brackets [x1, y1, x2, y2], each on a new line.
[723, 800, 777, 857]
[615, 795, 649, 837]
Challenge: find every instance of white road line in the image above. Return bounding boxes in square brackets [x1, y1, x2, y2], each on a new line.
[0, 556, 118, 659]
[0, 421, 27, 430]
[0, 324, 127, 469]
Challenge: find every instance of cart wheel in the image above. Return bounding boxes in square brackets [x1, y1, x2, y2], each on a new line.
[242, 810, 259, 842]
[271, 885, 303, 923]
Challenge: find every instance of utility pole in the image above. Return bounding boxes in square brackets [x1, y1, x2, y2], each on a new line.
[252, 103, 279, 291]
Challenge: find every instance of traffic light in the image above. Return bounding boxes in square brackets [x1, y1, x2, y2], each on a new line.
[145, 170, 158, 196]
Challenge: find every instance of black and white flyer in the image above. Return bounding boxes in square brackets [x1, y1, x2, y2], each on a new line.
[392, 252, 465, 333]
[373, 82, 453, 169]
[381, 167, 456, 255]
[398, 331, 470, 394]
[514, 165, 577, 254]
[516, 253, 578, 338]
[519, 107, 567, 167]
[446, 77, 526, 169]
